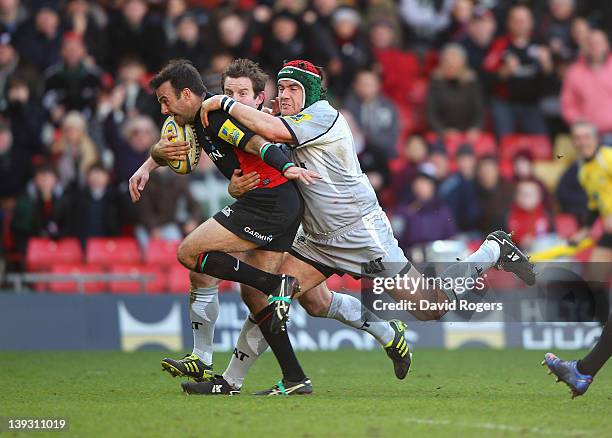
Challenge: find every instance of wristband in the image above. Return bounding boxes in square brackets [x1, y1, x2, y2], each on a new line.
[220, 96, 237, 113]
[259, 142, 294, 174]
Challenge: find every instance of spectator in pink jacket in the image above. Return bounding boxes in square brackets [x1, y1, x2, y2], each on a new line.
[561, 30, 612, 143]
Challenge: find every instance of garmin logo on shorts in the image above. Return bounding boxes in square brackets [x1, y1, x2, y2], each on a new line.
[244, 226, 273, 242]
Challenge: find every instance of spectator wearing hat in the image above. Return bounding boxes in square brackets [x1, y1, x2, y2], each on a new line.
[259, 12, 306, 71]
[484, 5, 553, 139]
[43, 32, 103, 122]
[13, 3, 62, 72]
[426, 42, 485, 139]
[343, 69, 400, 159]
[507, 178, 554, 249]
[561, 29, 612, 143]
[165, 13, 210, 71]
[394, 163, 457, 249]
[439, 144, 482, 233]
[475, 155, 514, 234]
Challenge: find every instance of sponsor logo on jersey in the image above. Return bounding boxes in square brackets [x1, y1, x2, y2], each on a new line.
[244, 226, 273, 242]
[285, 113, 312, 124]
[218, 120, 245, 146]
[221, 206, 233, 217]
[208, 149, 224, 161]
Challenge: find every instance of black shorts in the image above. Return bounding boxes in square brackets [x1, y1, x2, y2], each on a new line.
[598, 233, 612, 249]
[213, 181, 303, 252]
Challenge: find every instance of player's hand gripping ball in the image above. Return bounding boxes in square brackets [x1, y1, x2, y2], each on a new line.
[161, 115, 201, 174]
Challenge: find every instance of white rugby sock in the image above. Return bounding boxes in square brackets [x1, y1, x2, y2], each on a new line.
[190, 287, 219, 365]
[327, 292, 395, 346]
[223, 316, 268, 388]
[439, 239, 501, 297]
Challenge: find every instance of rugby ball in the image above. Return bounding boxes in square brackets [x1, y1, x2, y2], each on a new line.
[160, 116, 201, 174]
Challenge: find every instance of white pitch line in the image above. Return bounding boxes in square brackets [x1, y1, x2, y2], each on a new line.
[401, 417, 589, 436]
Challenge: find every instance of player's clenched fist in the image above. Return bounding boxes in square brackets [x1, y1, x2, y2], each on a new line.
[151, 133, 190, 164]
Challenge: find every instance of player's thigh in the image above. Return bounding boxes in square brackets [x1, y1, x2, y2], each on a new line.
[178, 218, 258, 261]
[297, 282, 334, 317]
[386, 264, 449, 321]
[239, 249, 285, 314]
[278, 252, 327, 298]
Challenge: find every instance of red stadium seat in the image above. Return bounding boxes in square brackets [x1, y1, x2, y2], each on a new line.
[425, 132, 497, 158]
[555, 214, 579, 240]
[472, 133, 497, 156]
[109, 264, 167, 294]
[168, 263, 191, 294]
[219, 281, 238, 293]
[325, 274, 344, 291]
[26, 237, 83, 271]
[500, 134, 552, 161]
[49, 263, 106, 294]
[342, 276, 362, 293]
[145, 239, 180, 267]
[86, 237, 141, 267]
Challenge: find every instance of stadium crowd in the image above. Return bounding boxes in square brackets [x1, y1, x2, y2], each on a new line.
[1, 0, 611, 274]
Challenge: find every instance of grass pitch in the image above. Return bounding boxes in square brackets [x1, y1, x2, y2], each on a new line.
[1, 349, 610, 437]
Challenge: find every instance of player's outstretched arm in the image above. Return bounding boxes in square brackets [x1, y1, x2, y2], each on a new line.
[128, 157, 160, 203]
[201, 95, 293, 144]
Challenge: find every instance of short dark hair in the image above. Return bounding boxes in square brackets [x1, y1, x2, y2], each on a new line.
[221, 58, 268, 95]
[150, 59, 206, 97]
[87, 161, 107, 175]
[34, 161, 58, 177]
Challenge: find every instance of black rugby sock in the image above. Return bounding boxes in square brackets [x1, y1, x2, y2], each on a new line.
[577, 319, 612, 376]
[194, 251, 281, 294]
[253, 305, 306, 382]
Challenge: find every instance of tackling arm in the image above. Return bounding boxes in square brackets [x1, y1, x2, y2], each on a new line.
[201, 95, 294, 144]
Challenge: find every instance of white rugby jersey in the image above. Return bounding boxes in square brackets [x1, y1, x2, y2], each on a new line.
[280, 100, 380, 236]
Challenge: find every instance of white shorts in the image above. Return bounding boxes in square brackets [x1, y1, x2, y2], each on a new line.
[290, 209, 410, 278]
